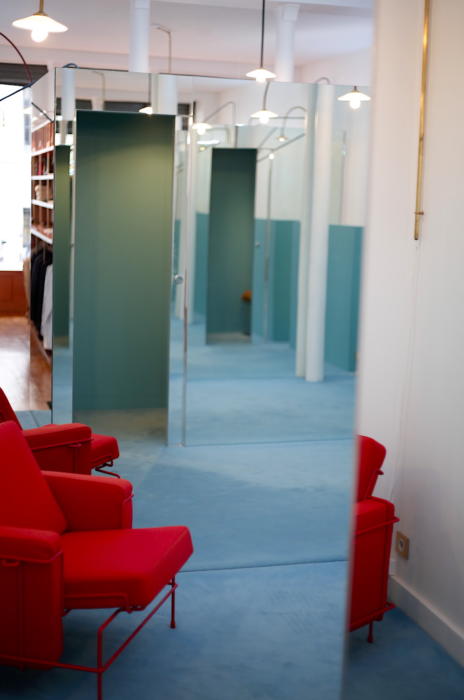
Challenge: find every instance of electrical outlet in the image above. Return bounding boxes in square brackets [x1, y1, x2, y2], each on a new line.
[395, 531, 410, 560]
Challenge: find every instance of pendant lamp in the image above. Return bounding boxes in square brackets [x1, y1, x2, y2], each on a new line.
[246, 0, 276, 83]
[337, 86, 371, 110]
[12, 0, 68, 43]
[250, 82, 277, 124]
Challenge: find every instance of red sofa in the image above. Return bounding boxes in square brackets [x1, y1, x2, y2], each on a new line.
[0, 387, 119, 476]
[0, 421, 193, 699]
[350, 435, 399, 641]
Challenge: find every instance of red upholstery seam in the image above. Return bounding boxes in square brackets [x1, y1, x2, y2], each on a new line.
[355, 516, 399, 537]
[0, 550, 63, 566]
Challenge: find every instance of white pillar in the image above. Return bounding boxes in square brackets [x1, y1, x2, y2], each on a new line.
[129, 0, 151, 73]
[295, 84, 314, 376]
[274, 3, 300, 82]
[155, 74, 178, 115]
[60, 67, 75, 145]
[304, 84, 334, 382]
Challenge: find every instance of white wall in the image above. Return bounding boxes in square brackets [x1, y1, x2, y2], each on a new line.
[357, 0, 464, 664]
[298, 48, 372, 86]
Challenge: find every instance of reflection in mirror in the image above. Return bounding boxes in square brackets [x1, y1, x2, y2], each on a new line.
[51, 68, 175, 450]
[28, 67, 370, 699]
[0, 79, 51, 429]
[175, 77, 369, 448]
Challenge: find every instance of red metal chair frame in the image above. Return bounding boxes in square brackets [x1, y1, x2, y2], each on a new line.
[0, 577, 178, 700]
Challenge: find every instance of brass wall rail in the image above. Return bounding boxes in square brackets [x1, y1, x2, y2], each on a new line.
[414, 0, 431, 241]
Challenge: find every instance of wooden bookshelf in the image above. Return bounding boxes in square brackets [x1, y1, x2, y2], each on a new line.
[31, 122, 54, 243]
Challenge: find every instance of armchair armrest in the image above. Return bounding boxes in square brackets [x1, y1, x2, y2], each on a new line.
[0, 525, 61, 563]
[23, 423, 92, 450]
[44, 471, 133, 531]
[24, 424, 93, 475]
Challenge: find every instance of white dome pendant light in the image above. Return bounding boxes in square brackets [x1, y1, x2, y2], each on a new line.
[12, 0, 68, 43]
[250, 81, 278, 124]
[246, 0, 276, 83]
[337, 86, 371, 110]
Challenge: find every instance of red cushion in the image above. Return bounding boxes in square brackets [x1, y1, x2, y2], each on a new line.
[89, 433, 119, 469]
[0, 422, 67, 534]
[61, 526, 193, 609]
[356, 435, 386, 501]
[350, 497, 396, 630]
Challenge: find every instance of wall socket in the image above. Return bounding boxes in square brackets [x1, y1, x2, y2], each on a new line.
[395, 531, 410, 559]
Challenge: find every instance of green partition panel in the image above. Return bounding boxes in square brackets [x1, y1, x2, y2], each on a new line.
[206, 148, 257, 341]
[251, 219, 300, 344]
[324, 225, 363, 372]
[193, 212, 209, 322]
[52, 145, 71, 344]
[72, 111, 175, 414]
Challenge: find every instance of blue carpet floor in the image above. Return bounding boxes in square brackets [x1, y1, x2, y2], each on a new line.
[345, 608, 464, 700]
[9, 390, 464, 700]
[0, 562, 347, 700]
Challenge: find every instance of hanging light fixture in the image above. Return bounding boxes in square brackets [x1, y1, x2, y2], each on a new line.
[191, 101, 237, 135]
[246, 0, 276, 83]
[12, 0, 68, 43]
[250, 82, 277, 124]
[337, 86, 371, 110]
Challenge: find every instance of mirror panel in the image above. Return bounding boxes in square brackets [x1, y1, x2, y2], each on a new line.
[174, 77, 369, 447]
[41, 68, 371, 700]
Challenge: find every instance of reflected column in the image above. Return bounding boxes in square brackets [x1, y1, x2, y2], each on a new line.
[296, 83, 334, 381]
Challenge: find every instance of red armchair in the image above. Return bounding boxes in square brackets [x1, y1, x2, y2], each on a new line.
[0, 421, 193, 699]
[349, 435, 399, 642]
[0, 387, 119, 476]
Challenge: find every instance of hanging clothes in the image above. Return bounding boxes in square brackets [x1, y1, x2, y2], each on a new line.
[41, 264, 53, 351]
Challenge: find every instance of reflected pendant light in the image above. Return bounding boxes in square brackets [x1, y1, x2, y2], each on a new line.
[337, 86, 371, 110]
[250, 81, 277, 124]
[12, 0, 68, 43]
[246, 0, 276, 83]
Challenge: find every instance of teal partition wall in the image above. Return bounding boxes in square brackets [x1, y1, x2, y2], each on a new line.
[193, 212, 209, 322]
[251, 219, 300, 345]
[52, 145, 71, 344]
[206, 148, 257, 341]
[72, 111, 175, 414]
[324, 225, 363, 372]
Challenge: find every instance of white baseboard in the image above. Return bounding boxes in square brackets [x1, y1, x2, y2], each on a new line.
[389, 575, 464, 667]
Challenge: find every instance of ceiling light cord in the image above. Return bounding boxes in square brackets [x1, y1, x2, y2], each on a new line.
[0, 32, 32, 84]
[0, 32, 33, 104]
[152, 25, 173, 74]
[260, 0, 266, 68]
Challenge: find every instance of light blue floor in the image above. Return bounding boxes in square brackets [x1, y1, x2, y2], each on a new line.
[10, 337, 464, 700]
[345, 608, 464, 700]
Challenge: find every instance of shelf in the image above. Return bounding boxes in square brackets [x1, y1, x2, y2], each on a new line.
[31, 226, 53, 244]
[32, 174, 54, 181]
[32, 199, 54, 210]
[31, 146, 54, 157]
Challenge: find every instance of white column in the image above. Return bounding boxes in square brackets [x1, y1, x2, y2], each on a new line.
[129, 0, 151, 73]
[60, 68, 75, 145]
[274, 3, 300, 82]
[295, 84, 314, 376]
[304, 84, 334, 382]
[155, 74, 178, 115]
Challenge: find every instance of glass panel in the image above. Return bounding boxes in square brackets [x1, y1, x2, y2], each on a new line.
[177, 77, 370, 447]
[53, 68, 177, 446]
[48, 69, 371, 700]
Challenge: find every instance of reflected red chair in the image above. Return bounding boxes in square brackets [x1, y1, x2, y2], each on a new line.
[0, 387, 119, 477]
[349, 435, 399, 642]
[0, 421, 193, 699]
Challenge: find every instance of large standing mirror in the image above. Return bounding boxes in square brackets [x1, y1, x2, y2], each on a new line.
[20, 67, 370, 700]
[173, 77, 368, 447]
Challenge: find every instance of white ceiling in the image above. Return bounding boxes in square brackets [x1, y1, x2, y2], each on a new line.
[1, 0, 373, 66]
